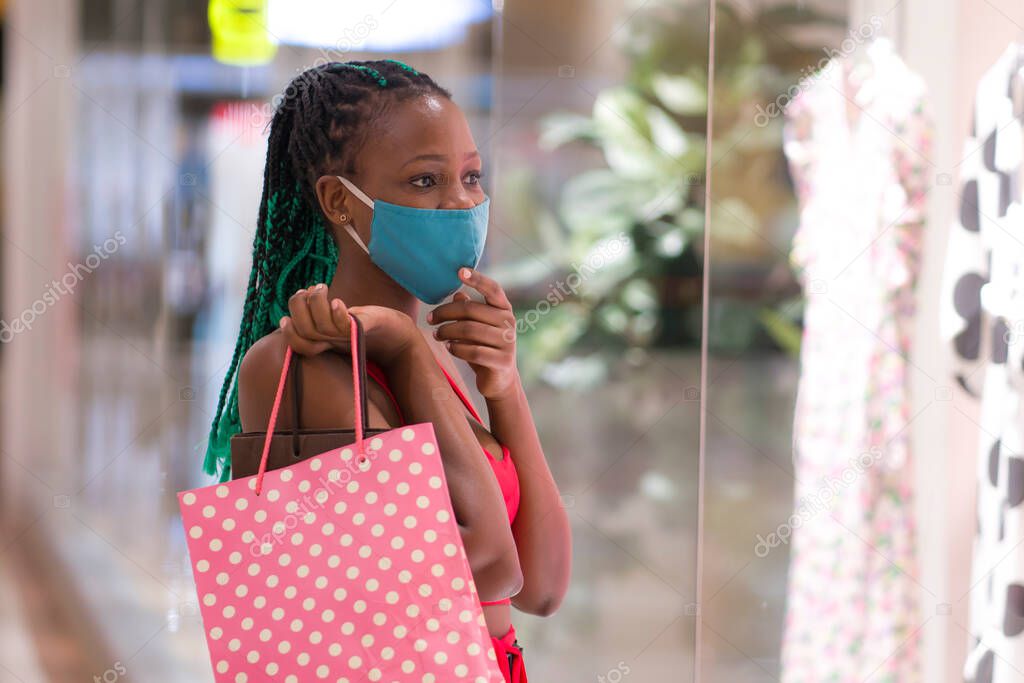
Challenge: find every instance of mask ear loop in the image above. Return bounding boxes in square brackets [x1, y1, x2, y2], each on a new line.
[336, 175, 375, 209]
[341, 222, 370, 255]
[336, 175, 373, 255]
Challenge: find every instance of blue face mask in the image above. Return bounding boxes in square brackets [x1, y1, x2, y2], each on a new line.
[335, 175, 489, 304]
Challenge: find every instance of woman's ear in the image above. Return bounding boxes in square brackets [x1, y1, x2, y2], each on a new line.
[315, 175, 348, 225]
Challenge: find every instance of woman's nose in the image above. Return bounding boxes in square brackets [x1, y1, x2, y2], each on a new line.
[440, 186, 480, 210]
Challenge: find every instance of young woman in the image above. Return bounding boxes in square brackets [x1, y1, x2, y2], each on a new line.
[203, 58, 572, 682]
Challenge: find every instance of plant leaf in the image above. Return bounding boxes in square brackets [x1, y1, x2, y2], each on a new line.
[537, 111, 599, 150]
[650, 73, 707, 115]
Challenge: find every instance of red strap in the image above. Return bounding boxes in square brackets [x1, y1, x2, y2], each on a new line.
[491, 625, 527, 683]
[480, 597, 512, 606]
[255, 315, 364, 495]
[436, 360, 520, 521]
[436, 362, 483, 423]
[366, 360, 405, 423]
[511, 646, 527, 683]
[367, 356, 479, 425]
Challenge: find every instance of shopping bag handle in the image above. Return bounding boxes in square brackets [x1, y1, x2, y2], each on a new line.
[255, 314, 367, 495]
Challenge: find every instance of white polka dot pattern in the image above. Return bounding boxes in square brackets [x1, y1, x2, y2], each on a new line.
[179, 423, 504, 682]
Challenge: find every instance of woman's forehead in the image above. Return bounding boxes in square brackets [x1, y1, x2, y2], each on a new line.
[369, 95, 477, 164]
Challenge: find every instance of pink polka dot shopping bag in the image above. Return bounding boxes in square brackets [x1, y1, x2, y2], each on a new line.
[178, 315, 505, 682]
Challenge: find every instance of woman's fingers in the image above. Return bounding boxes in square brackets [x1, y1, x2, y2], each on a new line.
[284, 284, 356, 356]
[445, 341, 504, 367]
[429, 269, 514, 327]
[433, 320, 506, 349]
[429, 299, 507, 327]
[330, 297, 351, 341]
[307, 284, 338, 336]
[345, 305, 386, 344]
[288, 285, 350, 342]
[287, 288, 321, 340]
[458, 267, 512, 310]
[280, 317, 331, 356]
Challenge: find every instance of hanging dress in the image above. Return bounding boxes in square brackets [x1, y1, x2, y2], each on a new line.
[941, 41, 1024, 683]
[779, 36, 933, 683]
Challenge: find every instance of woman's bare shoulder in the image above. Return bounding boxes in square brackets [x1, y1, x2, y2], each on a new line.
[237, 331, 288, 421]
[237, 330, 357, 432]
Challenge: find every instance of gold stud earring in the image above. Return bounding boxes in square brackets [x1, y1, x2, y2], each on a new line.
[338, 214, 348, 223]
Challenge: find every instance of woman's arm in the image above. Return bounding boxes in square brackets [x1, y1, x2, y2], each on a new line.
[430, 268, 572, 616]
[486, 376, 572, 616]
[380, 333, 523, 602]
[240, 287, 522, 603]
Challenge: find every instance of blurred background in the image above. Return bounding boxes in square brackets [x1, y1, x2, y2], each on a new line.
[2, 0, 1023, 682]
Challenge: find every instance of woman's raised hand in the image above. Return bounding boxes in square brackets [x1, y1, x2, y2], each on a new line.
[280, 284, 420, 366]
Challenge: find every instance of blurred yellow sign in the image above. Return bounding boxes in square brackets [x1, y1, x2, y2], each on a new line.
[208, 0, 277, 66]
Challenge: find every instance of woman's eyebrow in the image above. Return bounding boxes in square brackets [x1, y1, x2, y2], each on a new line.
[401, 150, 480, 167]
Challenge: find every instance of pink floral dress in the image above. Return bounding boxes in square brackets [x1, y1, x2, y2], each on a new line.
[780, 37, 933, 683]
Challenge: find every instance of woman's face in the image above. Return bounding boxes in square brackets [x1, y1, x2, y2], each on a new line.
[319, 93, 486, 230]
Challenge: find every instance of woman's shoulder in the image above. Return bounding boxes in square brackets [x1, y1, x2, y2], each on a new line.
[239, 329, 287, 377]
[237, 330, 357, 431]
[240, 330, 356, 377]
[237, 332, 288, 424]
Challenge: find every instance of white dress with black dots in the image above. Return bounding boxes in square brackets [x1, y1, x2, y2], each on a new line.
[941, 40, 1024, 683]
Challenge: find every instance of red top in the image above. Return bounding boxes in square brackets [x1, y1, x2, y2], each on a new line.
[364, 359, 521, 608]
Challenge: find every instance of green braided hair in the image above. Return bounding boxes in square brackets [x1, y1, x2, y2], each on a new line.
[203, 58, 452, 482]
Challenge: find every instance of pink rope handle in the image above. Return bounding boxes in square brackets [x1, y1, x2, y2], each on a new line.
[350, 314, 366, 462]
[254, 313, 365, 495]
[254, 345, 292, 495]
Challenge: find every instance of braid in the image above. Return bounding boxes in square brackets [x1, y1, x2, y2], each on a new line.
[202, 59, 452, 482]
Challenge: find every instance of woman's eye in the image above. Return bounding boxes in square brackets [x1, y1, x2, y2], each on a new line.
[411, 171, 482, 189]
